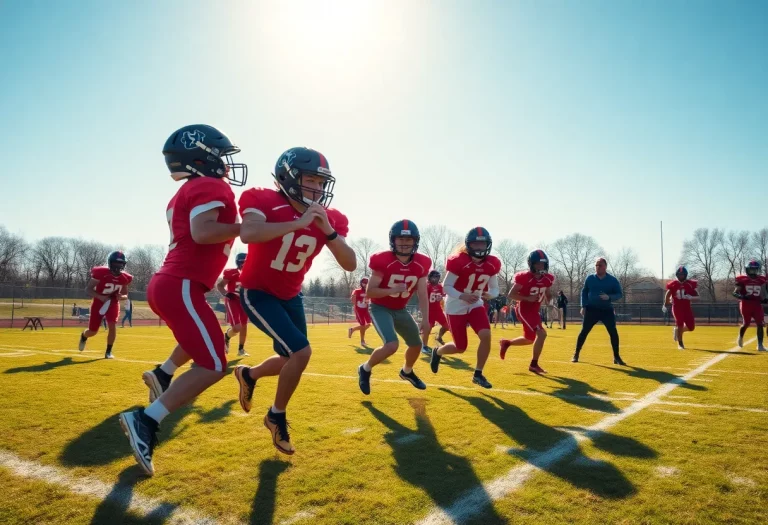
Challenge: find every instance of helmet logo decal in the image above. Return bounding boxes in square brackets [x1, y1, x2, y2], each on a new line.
[280, 150, 296, 168]
[181, 129, 206, 150]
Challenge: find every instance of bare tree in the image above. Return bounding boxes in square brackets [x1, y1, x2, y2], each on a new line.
[680, 228, 725, 301]
[751, 228, 768, 277]
[325, 237, 381, 297]
[0, 226, 28, 282]
[609, 247, 650, 303]
[128, 245, 166, 291]
[33, 237, 68, 286]
[351, 237, 380, 275]
[420, 225, 462, 273]
[719, 230, 751, 297]
[549, 233, 604, 299]
[495, 239, 528, 292]
[73, 240, 111, 286]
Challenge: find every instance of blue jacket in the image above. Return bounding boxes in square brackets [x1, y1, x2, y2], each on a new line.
[581, 274, 623, 309]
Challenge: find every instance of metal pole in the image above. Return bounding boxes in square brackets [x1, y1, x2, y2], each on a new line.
[10, 283, 15, 328]
[61, 292, 65, 327]
[660, 221, 664, 280]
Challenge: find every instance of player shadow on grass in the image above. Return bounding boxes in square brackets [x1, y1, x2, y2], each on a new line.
[441, 389, 656, 499]
[527, 375, 620, 413]
[362, 398, 505, 523]
[354, 346, 390, 364]
[60, 405, 196, 467]
[691, 348, 754, 356]
[249, 459, 291, 525]
[90, 465, 177, 525]
[4, 357, 102, 374]
[591, 364, 707, 391]
[197, 399, 237, 424]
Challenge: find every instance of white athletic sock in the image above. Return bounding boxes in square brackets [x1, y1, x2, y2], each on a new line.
[270, 405, 285, 414]
[363, 362, 372, 372]
[160, 359, 178, 375]
[402, 366, 413, 374]
[144, 400, 170, 424]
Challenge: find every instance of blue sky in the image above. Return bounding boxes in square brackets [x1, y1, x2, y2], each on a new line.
[1, 0, 766, 279]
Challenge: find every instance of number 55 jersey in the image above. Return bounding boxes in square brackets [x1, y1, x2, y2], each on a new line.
[238, 188, 349, 300]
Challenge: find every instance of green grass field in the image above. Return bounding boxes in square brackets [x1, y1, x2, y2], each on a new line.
[0, 324, 766, 524]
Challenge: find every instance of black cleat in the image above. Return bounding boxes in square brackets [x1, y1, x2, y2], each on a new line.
[399, 369, 427, 390]
[430, 348, 441, 374]
[614, 356, 627, 366]
[571, 352, 580, 363]
[358, 364, 371, 395]
[472, 374, 492, 389]
[142, 366, 171, 403]
[104, 351, 114, 359]
[118, 409, 158, 476]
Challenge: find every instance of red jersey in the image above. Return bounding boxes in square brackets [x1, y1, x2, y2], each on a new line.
[222, 268, 242, 294]
[735, 274, 767, 302]
[351, 288, 369, 310]
[157, 177, 237, 291]
[428, 283, 445, 311]
[513, 270, 555, 312]
[238, 188, 349, 300]
[368, 251, 432, 310]
[91, 266, 133, 305]
[445, 253, 502, 295]
[666, 279, 698, 305]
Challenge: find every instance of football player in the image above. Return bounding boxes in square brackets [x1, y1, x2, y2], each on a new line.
[733, 259, 767, 352]
[429, 227, 500, 388]
[78, 251, 132, 359]
[662, 266, 699, 350]
[348, 277, 372, 346]
[119, 124, 246, 476]
[233, 147, 355, 455]
[358, 220, 432, 395]
[216, 252, 249, 356]
[421, 270, 449, 354]
[499, 250, 555, 374]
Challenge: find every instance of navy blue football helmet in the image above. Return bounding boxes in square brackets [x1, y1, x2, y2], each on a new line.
[745, 259, 761, 277]
[528, 249, 549, 275]
[465, 227, 492, 258]
[428, 270, 441, 284]
[235, 253, 247, 270]
[675, 265, 688, 281]
[163, 125, 247, 186]
[273, 147, 335, 208]
[107, 251, 127, 276]
[389, 220, 420, 257]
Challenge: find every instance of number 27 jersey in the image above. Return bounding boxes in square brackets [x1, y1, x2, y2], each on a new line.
[238, 188, 350, 300]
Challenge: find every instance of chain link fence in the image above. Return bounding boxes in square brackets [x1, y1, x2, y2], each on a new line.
[0, 283, 753, 329]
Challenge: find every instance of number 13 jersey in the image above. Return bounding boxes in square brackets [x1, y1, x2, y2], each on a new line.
[238, 188, 349, 300]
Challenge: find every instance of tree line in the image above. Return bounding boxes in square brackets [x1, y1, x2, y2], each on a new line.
[2, 224, 766, 301]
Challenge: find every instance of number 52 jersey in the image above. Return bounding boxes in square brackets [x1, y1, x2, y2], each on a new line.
[238, 188, 349, 300]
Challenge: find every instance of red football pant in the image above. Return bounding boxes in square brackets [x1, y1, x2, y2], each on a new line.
[355, 307, 372, 325]
[89, 298, 119, 332]
[148, 274, 226, 372]
[672, 303, 695, 330]
[740, 301, 765, 327]
[429, 307, 449, 330]
[516, 305, 543, 341]
[225, 297, 248, 326]
[447, 306, 491, 351]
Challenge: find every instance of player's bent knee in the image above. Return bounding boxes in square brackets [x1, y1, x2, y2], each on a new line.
[382, 341, 399, 355]
[477, 330, 492, 342]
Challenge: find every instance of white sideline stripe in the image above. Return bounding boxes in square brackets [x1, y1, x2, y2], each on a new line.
[709, 368, 768, 376]
[414, 338, 755, 525]
[278, 510, 317, 525]
[0, 449, 221, 524]
[2, 348, 765, 414]
[652, 409, 689, 415]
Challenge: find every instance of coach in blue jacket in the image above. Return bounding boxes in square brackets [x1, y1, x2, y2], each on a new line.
[572, 257, 626, 365]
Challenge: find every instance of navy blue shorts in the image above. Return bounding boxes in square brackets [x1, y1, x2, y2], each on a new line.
[241, 289, 309, 357]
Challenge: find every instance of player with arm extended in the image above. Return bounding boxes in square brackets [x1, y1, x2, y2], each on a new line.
[733, 259, 767, 352]
[662, 266, 699, 350]
[429, 228, 500, 388]
[357, 220, 432, 395]
[78, 251, 132, 359]
[216, 252, 249, 356]
[120, 124, 246, 476]
[348, 277, 372, 347]
[232, 147, 355, 455]
[499, 250, 554, 374]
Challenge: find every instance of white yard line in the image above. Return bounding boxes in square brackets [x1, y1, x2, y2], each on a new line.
[0, 449, 223, 524]
[414, 339, 755, 525]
